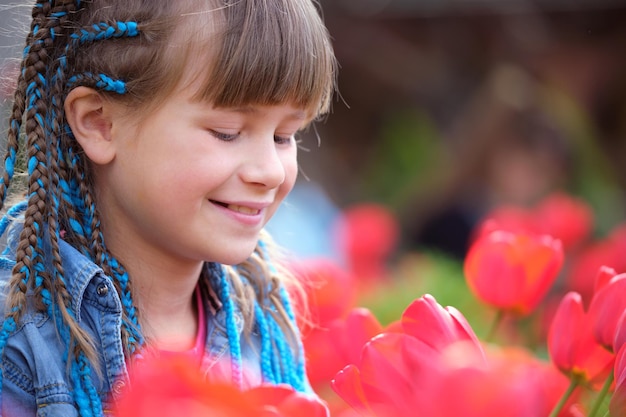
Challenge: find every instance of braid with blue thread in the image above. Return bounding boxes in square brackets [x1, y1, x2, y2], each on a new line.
[212, 239, 309, 392]
[0, 2, 144, 415]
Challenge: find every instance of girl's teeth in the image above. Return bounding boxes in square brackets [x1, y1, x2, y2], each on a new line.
[227, 204, 258, 215]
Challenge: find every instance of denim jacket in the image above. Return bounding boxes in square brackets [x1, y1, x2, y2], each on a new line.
[0, 225, 309, 416]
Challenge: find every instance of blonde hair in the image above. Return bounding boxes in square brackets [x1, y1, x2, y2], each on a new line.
[0, 0, 336, 412]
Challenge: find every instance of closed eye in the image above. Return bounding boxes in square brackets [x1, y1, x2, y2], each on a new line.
[210, 130, 239, 141]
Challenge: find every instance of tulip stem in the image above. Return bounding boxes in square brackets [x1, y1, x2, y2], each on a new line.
[588, 369, 614, 417]
[548, 378, 579, 417]
[485, 310, 504, 343]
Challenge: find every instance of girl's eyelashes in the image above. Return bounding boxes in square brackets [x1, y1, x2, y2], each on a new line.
[210, 130, 239, 142]
[274, 135, 293, 145]
[210, 129, 294, 145]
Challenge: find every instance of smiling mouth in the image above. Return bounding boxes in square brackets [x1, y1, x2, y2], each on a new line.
[211, 200, 261, 215]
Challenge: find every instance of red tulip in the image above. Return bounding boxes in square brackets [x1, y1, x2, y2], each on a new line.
[588, 273, 626, 352]
[331, 295, 566, 417]
[534, 192, 594, 252]
[464, 230, 564, 315]
[548, 292, 614, 385]
[475, 206, 536, 241]
[401, 294, 484, 360]
[421, 351, 548, 417]
[332, 331, 548, 417]
[566, 241, 622, 303]
[475, 192, 593, 253]
[566, 224, 626, 302]
[114, 355, 328, 417]
[289, 258, 357, 326]
[303, 307, 383, 388]
[331, 332, 441, 417]
[333, 203, 399, 284]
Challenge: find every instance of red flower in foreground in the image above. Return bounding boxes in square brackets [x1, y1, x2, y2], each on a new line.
[464, 230, 564, 316]
[114, 356, 328, 417]
[303, 307, 383, 388]
[331, 295, 553, 417]
[548, 292, 614, 386]
[401, 294, 484, 359]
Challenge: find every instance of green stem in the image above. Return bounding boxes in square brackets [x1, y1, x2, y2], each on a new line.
[588, 369, 614, 417]
[548, 378, 579, 417]
[484, 310, 504, 343]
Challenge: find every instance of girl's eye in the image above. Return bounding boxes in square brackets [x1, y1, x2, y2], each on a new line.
[274, 135, 293, 145]
[210, 130, 239, 141]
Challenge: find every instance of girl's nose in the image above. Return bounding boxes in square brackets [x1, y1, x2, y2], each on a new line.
[239, 137, 287, 188]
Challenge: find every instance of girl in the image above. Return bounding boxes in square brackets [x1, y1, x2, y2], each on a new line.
[0, 0, 336, 416]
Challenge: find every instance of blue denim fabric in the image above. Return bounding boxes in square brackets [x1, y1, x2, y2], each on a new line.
[0, 225, 309, 416]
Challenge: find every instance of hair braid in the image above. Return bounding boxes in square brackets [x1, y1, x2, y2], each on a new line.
[0, 0, 51, 207]
[0, 2, 104, 415]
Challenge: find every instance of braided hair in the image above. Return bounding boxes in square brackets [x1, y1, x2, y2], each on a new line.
[0, 0, 335, 415]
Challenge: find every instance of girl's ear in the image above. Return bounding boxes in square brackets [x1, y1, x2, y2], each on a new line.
[64, 86, 117, 165]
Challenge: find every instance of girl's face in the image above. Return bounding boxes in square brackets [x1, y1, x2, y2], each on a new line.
[96, 82, 303, 269]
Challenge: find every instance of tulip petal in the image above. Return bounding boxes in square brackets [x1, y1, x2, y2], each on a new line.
[401, 295, 484, 360]
[331, 365, 371, 414]
[588, 274, 626, 351]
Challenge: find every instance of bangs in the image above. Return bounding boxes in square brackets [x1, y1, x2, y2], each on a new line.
[193, 0, 336, 120]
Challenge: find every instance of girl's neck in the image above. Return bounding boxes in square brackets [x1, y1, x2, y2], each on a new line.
[110, 247, 205, 351]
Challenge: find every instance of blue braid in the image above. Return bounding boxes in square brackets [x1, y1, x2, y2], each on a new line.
[70, 21, 139, 44]
[217, 266, 243, 389]
[108, 256, 144, 351]
[253, 301, 276, 384]
[67, 73, 126, 94]
[255, 240, 308, 391]
[279, 286, 307, 387]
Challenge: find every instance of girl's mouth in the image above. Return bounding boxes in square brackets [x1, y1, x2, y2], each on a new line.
[210, 200, 260, 215]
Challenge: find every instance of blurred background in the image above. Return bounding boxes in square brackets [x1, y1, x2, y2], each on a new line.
[269, 0, 626, 264]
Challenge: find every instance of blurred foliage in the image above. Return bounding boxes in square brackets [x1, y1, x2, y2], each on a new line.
[360, 109, 446, 211]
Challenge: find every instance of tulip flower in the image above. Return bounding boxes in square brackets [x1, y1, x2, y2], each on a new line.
[474, 206, 536, 240]
[331, 332, 442, 417]
[421, 352, 548, 417]
[114, 355, 328, 417]
[401, 294, 484, 360]
[332, 295, 555, 417]
[566, 241, 622, 303]
[303, 307, 383, 388]
[289, 258, 357, 326]
[588, 273, 626, 352]
[333, 203, 399, 285]
[534, 192, 594, 252]
[548, 292, 614, 385]
[475, 192, 593, 253]
[464, 230, 564, 316]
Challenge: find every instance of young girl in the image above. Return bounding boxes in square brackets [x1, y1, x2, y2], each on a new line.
[0, 0, 336, 416]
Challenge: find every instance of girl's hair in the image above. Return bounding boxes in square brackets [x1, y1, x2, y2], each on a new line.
[0, 0, 336, 413]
